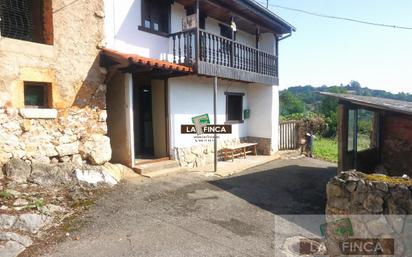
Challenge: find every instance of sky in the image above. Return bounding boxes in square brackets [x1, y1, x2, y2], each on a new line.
[259, 0, 412, 93]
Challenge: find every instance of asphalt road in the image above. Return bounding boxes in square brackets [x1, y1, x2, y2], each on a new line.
[39, 157, 336, 257]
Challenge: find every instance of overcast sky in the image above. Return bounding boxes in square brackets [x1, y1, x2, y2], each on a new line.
[262, 0, 412, 93]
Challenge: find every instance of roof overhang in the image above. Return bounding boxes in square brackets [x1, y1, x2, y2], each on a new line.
[321, 92, 412, 116]
[175, 0, 295, 35]
[100, 48, 193, 78]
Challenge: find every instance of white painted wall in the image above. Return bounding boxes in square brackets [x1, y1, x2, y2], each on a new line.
[259, 33, 277, 54]
[246, 84, 279, 152]
[168, 76, 249, 149]
[168, 76, 280, 152]
[103, 0, 273, 59]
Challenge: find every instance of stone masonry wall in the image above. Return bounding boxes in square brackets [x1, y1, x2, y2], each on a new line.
[174, 137, 273, 168]
[175, 138, 242, 168]
[325, 171, 412, 257]
[326, 171, 412, 215]
[380, 114, 412, 177]
[0, 108, 110, 171]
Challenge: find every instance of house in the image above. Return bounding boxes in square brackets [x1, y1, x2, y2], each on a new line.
[0, 0, 110, 170]
[322, 93, 412, 177]
[0, 0, 294, 172]
[100, 0, 295, 168]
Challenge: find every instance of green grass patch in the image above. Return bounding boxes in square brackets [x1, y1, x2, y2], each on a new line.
[0, 191, 12, 200]
[313, 137, 338, 163]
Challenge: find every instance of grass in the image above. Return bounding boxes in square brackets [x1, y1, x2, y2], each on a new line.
[0, 191, 12, 200]
[313, 137, 338, 163]
[312, 134, 373, 163]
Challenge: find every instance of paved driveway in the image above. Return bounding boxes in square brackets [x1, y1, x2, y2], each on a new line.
[39, 157, 336, 257]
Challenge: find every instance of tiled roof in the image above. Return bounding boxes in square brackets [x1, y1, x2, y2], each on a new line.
[101, 48, 193, 73]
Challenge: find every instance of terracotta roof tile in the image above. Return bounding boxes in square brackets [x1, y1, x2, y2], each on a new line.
[101, 48, 193, 73]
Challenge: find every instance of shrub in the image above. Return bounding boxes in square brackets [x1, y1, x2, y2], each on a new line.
[281, 112, 328, 136]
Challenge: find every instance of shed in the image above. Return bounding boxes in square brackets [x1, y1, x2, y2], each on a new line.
[321, 93, 412, 177]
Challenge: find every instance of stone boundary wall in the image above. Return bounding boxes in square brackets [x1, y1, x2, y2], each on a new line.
[326, 171, 412, 215]
[174, 138, 241, 168]
[0, 107, 111, 178]
[174, 137, 274, 168]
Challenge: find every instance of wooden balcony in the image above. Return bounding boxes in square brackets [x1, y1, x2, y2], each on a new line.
[170, 29, 279, 85]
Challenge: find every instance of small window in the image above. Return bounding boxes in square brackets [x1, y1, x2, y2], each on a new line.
[0, 0, 53, 44]
[141, 0, 170, 34]
[226, 92, 244, 123]
[24, 82, 51, 108]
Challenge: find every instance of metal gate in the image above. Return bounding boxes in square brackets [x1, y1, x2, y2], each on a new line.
[279, 121, 299, 150]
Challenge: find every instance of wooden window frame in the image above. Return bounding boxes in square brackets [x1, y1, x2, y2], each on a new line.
[0, 0, 53, 45]
[219, 23, 236, 40]
[139, 0, 171, 37]
[24, 82, 52, 108]
[225, 92, 244, 124]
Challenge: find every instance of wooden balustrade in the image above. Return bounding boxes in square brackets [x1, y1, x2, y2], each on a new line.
[170, 29, 278, 78]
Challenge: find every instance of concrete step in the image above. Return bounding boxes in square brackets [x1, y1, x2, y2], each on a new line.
[142, 166, 188, 178]
[135, 160, 182, 177]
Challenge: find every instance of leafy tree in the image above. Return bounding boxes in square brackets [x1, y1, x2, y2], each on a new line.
[279, 91, 305, 116]
[318, 86, 347, 136]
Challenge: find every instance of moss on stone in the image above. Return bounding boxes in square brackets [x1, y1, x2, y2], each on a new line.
[361, 173, 412, 186]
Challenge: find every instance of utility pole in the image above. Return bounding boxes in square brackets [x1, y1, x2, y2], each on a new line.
[266, 0, 269, 8]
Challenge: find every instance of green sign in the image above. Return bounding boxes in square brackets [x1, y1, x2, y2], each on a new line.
[192, 114, 211, 125]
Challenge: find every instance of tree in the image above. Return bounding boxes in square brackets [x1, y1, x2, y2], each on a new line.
[318, 86, 347, 136]
[280, 91, 305, 116]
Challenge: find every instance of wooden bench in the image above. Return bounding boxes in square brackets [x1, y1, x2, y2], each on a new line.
[220, 143, 258, 162]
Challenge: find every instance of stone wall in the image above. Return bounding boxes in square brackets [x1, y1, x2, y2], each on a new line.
[174, 138, 243, 168]
[244, 136, 272, 155]
[174, 137, 275, 168]
[325, 171, 412, 257]
[380, 114, 412, 177]
[0, 108, 110, 171]
[326, 171, 412, 215]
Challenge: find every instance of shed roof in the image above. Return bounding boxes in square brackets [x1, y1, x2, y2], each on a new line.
[321, 92, 412, 116]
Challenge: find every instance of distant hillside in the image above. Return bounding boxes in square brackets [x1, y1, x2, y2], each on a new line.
[281, 81, 412, 115]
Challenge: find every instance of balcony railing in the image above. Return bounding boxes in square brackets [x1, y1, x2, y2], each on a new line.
[170, 29, 278, 79]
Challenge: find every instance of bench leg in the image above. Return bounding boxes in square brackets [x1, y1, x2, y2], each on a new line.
[232, 151, 234, 162]
[244, 147, 246, 159]
[254, 145, 257, 156]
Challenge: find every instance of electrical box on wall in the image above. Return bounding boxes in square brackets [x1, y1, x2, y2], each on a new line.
[244, 109, 250, 119]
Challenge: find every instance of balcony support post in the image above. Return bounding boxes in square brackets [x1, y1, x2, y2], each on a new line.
[194, 0, 200, 71]
[213, 76, 218, 173]
[255, 26, 260, 73]
[230, 17, 235, 68]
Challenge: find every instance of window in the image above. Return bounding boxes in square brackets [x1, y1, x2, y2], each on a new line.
[219, 24, 236, 40]
[140, 0, 171, 35]
[185, 7, 206, 29]
[226, 92, 244, 123]
[347, 109, 375, 152]
[24, 82, 51, 108]
[0, 0, 53, 44]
